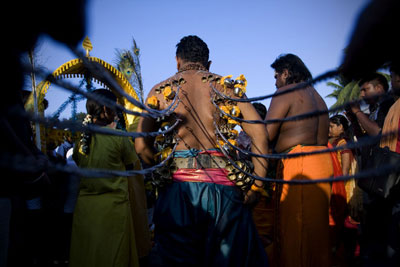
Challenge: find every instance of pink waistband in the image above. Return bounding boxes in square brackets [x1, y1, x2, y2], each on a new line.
[172, 168, 234, 186]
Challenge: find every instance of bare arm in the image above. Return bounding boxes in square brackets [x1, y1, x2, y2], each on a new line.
[135, 114, 157, 165]
[341, 152, 351, 175]
[349, 104, 381, 136]
[237, 99, 269, 204]
[353, 110, 381, 136]
[265, 91, 291, 142]
[238, 99, 269, 186]
[134, 89, 162, 165]
[345, 109, 365, 138]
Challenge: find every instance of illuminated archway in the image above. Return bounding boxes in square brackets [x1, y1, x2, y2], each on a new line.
[25, 37, 142, 150]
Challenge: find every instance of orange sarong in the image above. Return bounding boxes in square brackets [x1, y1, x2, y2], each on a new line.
[274, 145, 333, 267]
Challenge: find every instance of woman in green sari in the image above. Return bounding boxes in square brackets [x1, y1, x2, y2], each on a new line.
[69, 89, 140, 267]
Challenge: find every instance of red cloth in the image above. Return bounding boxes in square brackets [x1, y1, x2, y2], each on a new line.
[172, 168, 233, 186]
[328, 142, 347, 227]
[397, 118, 400, 153]
[172, 149, 234, 186]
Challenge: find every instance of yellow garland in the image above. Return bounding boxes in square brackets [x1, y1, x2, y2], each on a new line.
[147, 96, 159, 109]
[163, 86, 175, 100]
[230, 129, 238, 137]
[160, 147, 172, 161]
[220, 105, 231, 119]
[227, 118, 240, 126]
[234, 74, 247, 88]
[155, 135, 165, 143]
[228, 139, 238, 146]
[216, 140, 225, 149]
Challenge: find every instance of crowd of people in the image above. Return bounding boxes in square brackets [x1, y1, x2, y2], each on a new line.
[136, 35, 400, 267]
[1, 0, 399, 266]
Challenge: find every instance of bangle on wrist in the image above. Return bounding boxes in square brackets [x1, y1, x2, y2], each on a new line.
[252, 182, 263, 188]
[355, 110, 362, 115]
[250, 184, 268, 197]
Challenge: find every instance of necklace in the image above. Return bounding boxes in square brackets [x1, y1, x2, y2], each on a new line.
[177, 63, 207, 73]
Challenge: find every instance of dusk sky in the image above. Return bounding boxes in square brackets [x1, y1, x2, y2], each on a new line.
[33, 0, 369, 118]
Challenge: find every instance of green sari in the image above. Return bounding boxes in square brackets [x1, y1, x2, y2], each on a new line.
[70, 130, 139, 267]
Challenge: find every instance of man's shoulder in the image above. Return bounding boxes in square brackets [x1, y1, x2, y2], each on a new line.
[273, 84, 299, 100]
[151, 74, 180, 91]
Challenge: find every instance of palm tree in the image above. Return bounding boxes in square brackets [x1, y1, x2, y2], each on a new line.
[115, 38, 144, 103]
[326, 79, 360, 113]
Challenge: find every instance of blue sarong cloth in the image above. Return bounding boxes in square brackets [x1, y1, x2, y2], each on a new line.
[153, 151, 269, 266]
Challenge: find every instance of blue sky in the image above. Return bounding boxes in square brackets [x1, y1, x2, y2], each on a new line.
[34, 0, 369, 118]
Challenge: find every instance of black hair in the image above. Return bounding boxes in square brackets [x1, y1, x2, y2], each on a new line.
[81, 89, 117, 154]
[86, 89, 117, 119]
[358, 72, 389, 92]
[176, 35, 209, 67]
[271, 53, 312, 84]
[252, 102, 267, 119]
[330, 114, 349, 132]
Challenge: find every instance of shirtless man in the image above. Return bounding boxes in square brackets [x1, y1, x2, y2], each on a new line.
[266, 54, 333, 267]
[135, 35, 269, 266]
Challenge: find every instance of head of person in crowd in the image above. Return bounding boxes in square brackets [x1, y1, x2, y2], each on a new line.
[252, 102, 267, 120]
[175, 35, 211, 71]
[329, 114, 349, 140]
[358, 72, 389, 105]
[270, 53, 313, 89]
[390, 62, 400, 96]
[86, 89, 117, 126]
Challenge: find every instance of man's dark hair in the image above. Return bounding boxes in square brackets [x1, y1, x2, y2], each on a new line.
[358, 72, 389, 92]
[271, 53, 312, 84]
[176, 35, 209, 67]
[252, 102, 267, 119]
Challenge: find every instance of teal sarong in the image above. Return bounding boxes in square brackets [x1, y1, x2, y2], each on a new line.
[153, 150, 269, 267]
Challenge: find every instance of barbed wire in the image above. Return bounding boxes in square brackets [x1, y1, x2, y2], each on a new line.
[212, 120, 396, 160]
[213, 70, 338, 103]
[8, 105, 181, 139]
[16, 56, 399, 185]
[214, 133, 400, 184]
[211, 83, 393, 125]
[0, 143, 177, 178]
[25, 63, 180, 120]
[71, 49, 181, 117]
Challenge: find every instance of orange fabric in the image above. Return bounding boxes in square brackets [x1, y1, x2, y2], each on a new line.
[327, 142, 347, 227]
[380, 99, 400, 152]
[275, 145, 333, 267]
[252, 197, 275, 259]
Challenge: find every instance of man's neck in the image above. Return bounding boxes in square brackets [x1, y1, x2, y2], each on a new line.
[177, 62, 207, 73]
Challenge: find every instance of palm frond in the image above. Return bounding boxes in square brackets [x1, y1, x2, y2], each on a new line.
[326, 89, 340, 99]
[326, 81, 343, 91]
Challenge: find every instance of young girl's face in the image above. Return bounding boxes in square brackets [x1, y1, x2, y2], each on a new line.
[329, 122, 343, 138]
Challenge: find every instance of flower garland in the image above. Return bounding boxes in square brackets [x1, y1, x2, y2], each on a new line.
[213, 74, 255, 191]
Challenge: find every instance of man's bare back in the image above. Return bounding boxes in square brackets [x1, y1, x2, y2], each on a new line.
[138, 67, 268, 160]
[151, 69, 220, 151]
[266, 83, 329, 153]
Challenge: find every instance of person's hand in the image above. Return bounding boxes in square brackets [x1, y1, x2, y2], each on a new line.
[243, 189, 260, 204]
[349, 102, 361, 114]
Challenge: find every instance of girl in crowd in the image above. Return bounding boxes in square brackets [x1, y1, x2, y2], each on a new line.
[329, 114, 363, 266]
